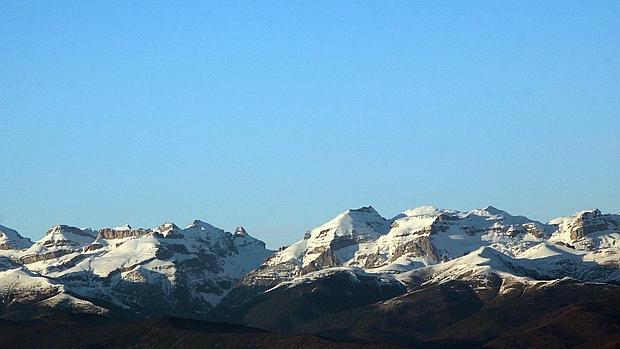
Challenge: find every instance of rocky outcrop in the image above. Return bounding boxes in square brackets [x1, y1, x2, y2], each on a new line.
[234, 226, 247, 236]
[390, 235, 439, 264]
[20, 250, 71, 264]
[553, 209, 614, 240]
[301, 249, 339, 275]
[97, 227, 151, 240]
[0, 242, 18, 250]
[549, 209, 620, 249]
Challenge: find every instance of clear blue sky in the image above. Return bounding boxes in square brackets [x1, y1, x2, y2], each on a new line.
[1, 1, 618, 248]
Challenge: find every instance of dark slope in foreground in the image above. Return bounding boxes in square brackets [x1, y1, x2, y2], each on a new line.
[484, 301, 620, 349]
[0, 314, 402, 349]
[302, 279, 620, 349]
[212, 270, 620, 349]
[1, 278, 619, 349]
[213, 270, 406, 332]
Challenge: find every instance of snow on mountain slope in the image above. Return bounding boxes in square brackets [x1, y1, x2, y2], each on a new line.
[240, 206, 391, 286]
[243, 205, 555, 287]
[21, 225, 97, 264]
[549, 209, 620, 250]
[271, 206, 389, 267]
[15, 220, 273, 317]
[0, 206, 618, 320]
[0, 267, 107, 319]
[239, 205, 619, 293]
[397, 240, 620, 292]
[356, 205, 554, 272]
[0, 225, 33, 250]
[265, 266, 402, 294]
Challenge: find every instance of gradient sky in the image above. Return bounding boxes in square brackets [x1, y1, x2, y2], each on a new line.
[1, 1, 619, 248]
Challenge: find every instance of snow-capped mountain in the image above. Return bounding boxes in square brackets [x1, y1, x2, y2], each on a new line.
[244, 206, 391, 286]
[0, 224, 33, 251]
[549, 209, 620, 250]
[215, 205, 620, 341]
[239, 205, 564, 288]
[21, 225, 97, 264]
[0, 220, 272, 319]
[0, 205, 618, 324]
[0, 267, 107, 320]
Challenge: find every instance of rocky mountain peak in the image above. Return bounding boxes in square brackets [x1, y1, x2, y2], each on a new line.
[549, 208, 618, 246]
[467, 205, 507, 218]
[325, 206, 390, 237]
[482, 205, 504, 215]
[0, 205, 619, 329]
[154, 222, 181, 236]
[0, 225, 33, 250]
[234, 226, 247, 236]
[347, 205, 379, 215]
[189, 219, 218, 230]
[47, 225, 95, 238]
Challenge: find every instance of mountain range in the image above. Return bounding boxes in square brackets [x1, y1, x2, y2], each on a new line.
[0, 205, 618, 348]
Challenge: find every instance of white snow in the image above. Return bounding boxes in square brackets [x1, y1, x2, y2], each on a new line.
[246, 205, 620, 292]
[0, 225, 33, 250]
[0, 205, 618, 315]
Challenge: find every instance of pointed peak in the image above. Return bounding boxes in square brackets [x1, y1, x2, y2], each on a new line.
[190, 219, 208, 227]
[482, 205, 504, 215]
[155, 222, 181, 233]
[234, 226, 247, 236]
[467, 205, 506, 217]
[162, 222, 180, 230]
[187, 219, 222, 233]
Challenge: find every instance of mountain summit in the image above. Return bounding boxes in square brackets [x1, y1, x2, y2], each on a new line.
[0, 205, 618, 333]
[0, 220, 272, 319]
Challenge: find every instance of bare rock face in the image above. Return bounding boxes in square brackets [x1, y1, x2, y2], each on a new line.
[301, 249, 339, 274]
[97, 227, 151, 240]
[389, 235, 439, 264]
[560, 209, 613, 240]
[523, 223, 546, 238]
[20, 250, 72, 264]
[549, 209, 620, 249]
